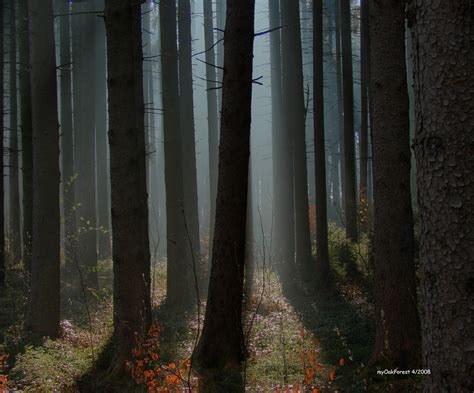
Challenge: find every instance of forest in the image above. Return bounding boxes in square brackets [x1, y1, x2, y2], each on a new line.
[0, 0, 472, 392]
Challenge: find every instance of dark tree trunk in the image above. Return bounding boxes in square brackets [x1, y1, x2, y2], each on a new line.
[335, 0, 344, 219]
[369, 0, 420, 369]
[410, 2, 474, 391]
[281, 0, 312, 278]
[203, 0, 218, 264]
[0, 0, 5, 287]
[71, 2, 98, 289]
[194, 0, 255, 390]
[58, 0, 76, 277]
[104, 0, 151, 374]
[178, 0, 202, 286]
[26, 0, 60, 339]
[160, 0, 193, 307]
[9, 0, 21, 264]
[340, 0, 357, 241]
[313, 0, 329, 285]
[95, 0, 111, 260]
[215, 0, 226, 114]
[19, 0, 33, 273]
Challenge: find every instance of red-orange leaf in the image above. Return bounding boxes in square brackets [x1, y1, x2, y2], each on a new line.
[329, 370, 336, 381]
[339, 357, 345, 367]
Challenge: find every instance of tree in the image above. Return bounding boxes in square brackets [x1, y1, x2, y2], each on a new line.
[281, 0, 313, 278]
[58, 0, 76, 276]
[194, 0, 255, 389]
[340, 0, 357, 241]
[104, 0, 151, 373]
[410, 1, 474, 390]
[19, 0, 33, 272]
[9, 0, 21, 264]
[26, 0, 60, 339]
[369, 0, 420, 369]
[160, 0, 193, 307]
[0, 0, 5, 288]
[313, 0, 329, 285]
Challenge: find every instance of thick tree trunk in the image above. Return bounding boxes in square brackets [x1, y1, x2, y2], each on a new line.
[104, 0, 151, 374]
[58, 0, 76, 277]
[410, 2, 474, 391]
[26, 0, 60, 339]
[178, 0, 202, 287]
[313, 0, 329, 285]
[9, 0, 21, 264]
[0, 0, 5, 287]
[160, 0, 193, 307]
[194, 0, 255, 390]
[340, 0, 357, 241]
[369, 0, 420, 369]
[71, 2, 98, 289]
[19, 0, 33, 273]
[203, 0, 218, 264]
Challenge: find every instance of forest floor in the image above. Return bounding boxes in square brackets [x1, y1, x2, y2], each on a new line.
[0, 227, 421, 392]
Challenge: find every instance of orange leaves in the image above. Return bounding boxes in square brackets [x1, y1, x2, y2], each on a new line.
[329, 370, 335, 381]
[0, 354, 8, 391]
[312, 388, 320, 393]
[339, 357, 345, 367]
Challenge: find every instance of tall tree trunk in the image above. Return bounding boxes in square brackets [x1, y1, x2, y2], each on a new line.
[95, 0, 111, 260]
[160, 0, 193, 307]
[26, 0, 60, 339]
[178, 0, 202, 287]
[9, 0, 21, 264]
[335, 0, 344, 220]
[203, 0, 218, 264]
[58, 0, 76, 277]
[410, 2, 474, 391]
[104, 0, 151, 374]
[19, 0, 33, 273]
[281, 0, 312, 277]
[313, 0, 329, 285]
[0, 0, 5, 287]
[215, 0, 226, 113]
[71, 3, 98, 289]
[194, 0, 255, 389]
[340, 0, 357, 241]
[369, 0, 420, 369]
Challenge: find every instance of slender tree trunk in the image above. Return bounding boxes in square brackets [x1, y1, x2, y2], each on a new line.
[410, 2, 474, 391]
[369, 0, 420, 369]
[0, 0, 5, 287]
[313, 0, 329, 285]
[340, 0, 357, 241]
[160, 0, 193, 307]
[9, 0, 21, 264]
[104, 0, 151, 374]
[95, 0, 111, 260]
[58, 0, 76, 277]
[178, 0, 202, 286]
[26, 0, 60, 339]
[71, 3, 98, 289]
[18, 0, 32, 272]
[281, 0, 312, 277]
[194, 0, 255, 390]
[335, 0, 344, 220]
[203, 0, 218, 264]
[215, 0, 226, 113]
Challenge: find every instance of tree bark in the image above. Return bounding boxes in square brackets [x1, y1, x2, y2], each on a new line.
[340, 0, 357, 241]
[0, 0, 5, 287]
[104, 0, 151, 374]
[410, 2, 474, 391]
[194, 0, 255, 390]
[369, 0, 420, 369]
[26, 0, 60, 339]
[19, 0, 33, 273]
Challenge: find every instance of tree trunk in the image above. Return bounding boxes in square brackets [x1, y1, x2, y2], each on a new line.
[104, 0, 151, 374]
[313, 0, 329, 285]
[335, 0, 344, 220]
[281, 0, 312, 278]
[178, 0, 202, 287]
[410, 2, 474, 391]
[369, 0, 420, 369]
[71, 2, 98, 289]
[9, 0, 21, 264]
[340, 0, 357, 241]
[160, 0, 193, 307]
[26, 0, 60, 339]
[58, 0, 76, 277]
[194, 0, 255, 390]
[0, 0, 5, 288]
[19, 0, 33, 273]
